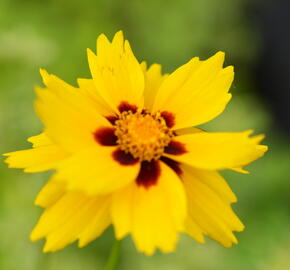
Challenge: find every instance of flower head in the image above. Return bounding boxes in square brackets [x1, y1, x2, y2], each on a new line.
[4, 31, 267, 255]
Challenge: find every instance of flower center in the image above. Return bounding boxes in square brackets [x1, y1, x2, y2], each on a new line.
[114, 110, 173, 161]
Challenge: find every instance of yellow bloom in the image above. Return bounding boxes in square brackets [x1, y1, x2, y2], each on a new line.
[4, 31, 267, 255]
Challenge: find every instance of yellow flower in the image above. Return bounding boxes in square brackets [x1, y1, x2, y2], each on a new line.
[4, 31, 267, 255]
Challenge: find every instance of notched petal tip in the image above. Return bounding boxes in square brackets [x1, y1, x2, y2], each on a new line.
[259, 145, 268, 152]
[30, 228, 40, 242]
[114, 229, 128, 240]
[87, 47, 96, 58]
[249, 133, 268, 153]
[199, 238, 206, 244]
[202, 51, 226, 70]
[3, 151, 21, 166]
[96, 33, 111, 54]
[115, 30, 124, 35]
[244, 129, 254, 135]
[77, 239, 88, 248]
[34, 84, 43, 93]
[2, 155, 15, 170]
[113, 30, 124, 42]
[213, 51, 225, 61]
[39, 68, 48, 76]
[252, 133, 266, 143]
[43, 242, 54, 253]
[97, 33, 110, 42]
[39, 68, 50, 85]
[219, 231, 242, 248]
[242, 130, 268, 165]
[232, 167, 250, 174]
[237, 222, 245, 232]
[124, 39, 132, 52]
[224, 65, 234, 73]
[189, 56, 199, 63]
[140, 61, 147, 71]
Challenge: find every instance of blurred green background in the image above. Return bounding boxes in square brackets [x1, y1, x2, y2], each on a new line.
[0, 0, 289, 269]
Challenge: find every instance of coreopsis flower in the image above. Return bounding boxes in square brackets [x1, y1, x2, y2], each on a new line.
[4, 31, 267, 255]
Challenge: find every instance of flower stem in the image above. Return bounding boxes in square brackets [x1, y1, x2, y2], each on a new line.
[104, 239, 122, 270]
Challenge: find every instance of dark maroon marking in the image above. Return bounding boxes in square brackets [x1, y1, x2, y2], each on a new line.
[161, 111, 175, 128]
[141, 109, 149, 115]
[118, 101, 138, 113]
[164, 140, 187, 155]
[136, 160, 160, 188]
[112, 148, 138, 166]
[106, 115, 119, 125]
[94, 127, 118, 146]
[160, 156, 183, 177]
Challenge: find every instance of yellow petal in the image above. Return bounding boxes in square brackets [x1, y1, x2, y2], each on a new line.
[184, 216, 205, 244]
[182, 165, 244, 247]
[35, 70, 109, 153]
[55, 146, 140, 195]
[141, 62, 168, 110]
[111, 162, 186, 255]
[87, 31, 144, 112]
[31, 190, 111, 252]
[231, 167, 250, 174]
[39, 69, 107, 118]
[152, 52, 233, 129]
[77, 197, 111, 248]
[165, 130, 268, 171]
[4, 134, 69, 173]
[35, 176, 66, 208]
[27, 133, 51, 147]
[77, 78, 114, 116]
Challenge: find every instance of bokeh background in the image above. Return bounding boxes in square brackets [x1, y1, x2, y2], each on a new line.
[0, 0, 289, 269]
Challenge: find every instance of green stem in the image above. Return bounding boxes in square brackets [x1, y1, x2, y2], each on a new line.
[104, 240, 122, 270]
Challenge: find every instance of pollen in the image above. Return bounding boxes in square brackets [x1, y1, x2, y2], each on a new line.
[114, 110, 174, 161]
